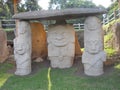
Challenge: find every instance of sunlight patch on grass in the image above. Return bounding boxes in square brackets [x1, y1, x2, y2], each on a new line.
[0, 74, 13, 88]
[115, 64, 120, 69]
[0, 63, 14, 88]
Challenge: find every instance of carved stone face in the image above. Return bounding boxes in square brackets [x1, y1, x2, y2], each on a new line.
[86, 40, 102, 54]
[14, 41, 26, 55]
[51, 30, 69, 46]
[14, 38, 27, 55]
[85, 17, 101, 31]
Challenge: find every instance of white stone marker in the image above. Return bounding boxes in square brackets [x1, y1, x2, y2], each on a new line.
[82, 16, 106, 76]
[47, 24, 75, 68]
[14, 21, 31, 75]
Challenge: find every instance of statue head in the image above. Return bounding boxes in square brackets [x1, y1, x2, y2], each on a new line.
[47, 25, 74, 47]
[14, 38, 27, 55]
[85, 16, 101, 31]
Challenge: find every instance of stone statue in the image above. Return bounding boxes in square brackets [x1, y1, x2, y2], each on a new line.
[0, 21, 9, 63]
[14, 21, 31, 75]
[47, 24, 75, 68]
[82, 16, 106, 76]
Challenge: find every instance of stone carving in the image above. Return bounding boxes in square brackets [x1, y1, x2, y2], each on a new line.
[82, 16, 106, 76]
[0, 22, 9, 63]
[14, 21, 31, 75]
[47, 24, 75, 68]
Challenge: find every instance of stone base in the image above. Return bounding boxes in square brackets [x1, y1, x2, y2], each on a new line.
[15, 68, 31, 76]
[83, 63, 104, 76]
[49, 57, 74, 69]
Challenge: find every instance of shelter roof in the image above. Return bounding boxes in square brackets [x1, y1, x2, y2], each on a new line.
[13, 8, 107, 20]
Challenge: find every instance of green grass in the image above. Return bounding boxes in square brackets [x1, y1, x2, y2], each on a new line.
[0, 62, 48, 90]
[0, 62, 120, 90]
[50, 68, 120, 90]
[0, 63, 13, 87]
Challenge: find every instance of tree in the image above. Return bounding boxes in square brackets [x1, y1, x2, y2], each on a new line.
[48, 0, 103, 23]
[18, 0, 42, 12]
[0, 0, 42, 19]
[108, 0, 118, 15]
[0, 0, 14, 19]
[49, 0, 97, 10]
[111, 0, 120, 8]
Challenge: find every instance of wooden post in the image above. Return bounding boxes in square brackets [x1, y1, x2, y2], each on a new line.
[13, 0, 17, 14]
[13, 0, 21, 37]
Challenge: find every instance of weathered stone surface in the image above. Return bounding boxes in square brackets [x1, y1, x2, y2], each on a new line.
[0, 23, 9, 63]
[82, 16, 106, 76]
[14, 21, 31, 75]
[30, 22, 47, 60]
[113, 22, 120, 52]
[47, 24, 75, 68]
[13, 8, 107, 20]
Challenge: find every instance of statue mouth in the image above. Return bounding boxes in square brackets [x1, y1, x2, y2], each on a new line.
[53, 39, 68, 46]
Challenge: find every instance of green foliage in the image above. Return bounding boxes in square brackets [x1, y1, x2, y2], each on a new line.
[103, 18, 120, 57]
[0, 0, 14, 19]
[3, 29, 14, 31]
[48, 0, 104, 23]
[103, 18, 120, 33]
[18, 0, 41, 12]
[104, 48, 116, 56]
[0, 0, 42, 19]
[103, 22, 116, 56]
[104, 32, 113, 43]
[107, 1, 119, 15]
[49, 0, 98, 10]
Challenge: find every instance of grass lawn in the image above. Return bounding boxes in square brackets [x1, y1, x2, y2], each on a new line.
[0, 61, 120, 90]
